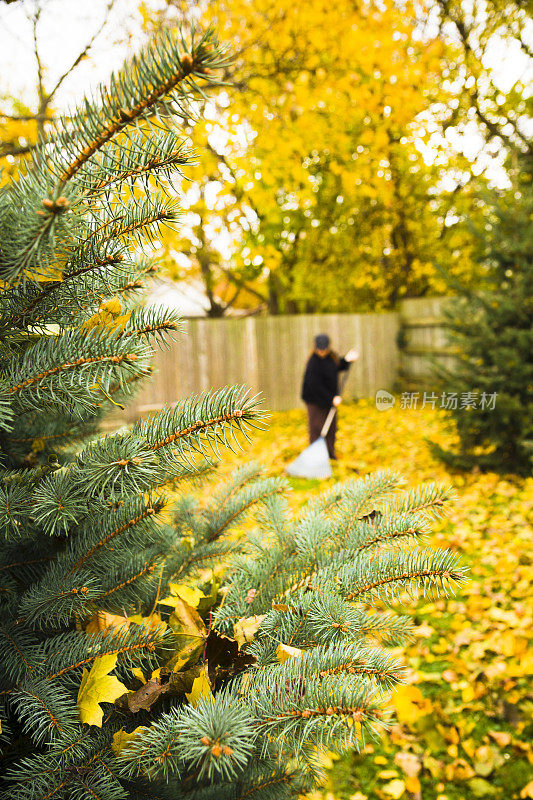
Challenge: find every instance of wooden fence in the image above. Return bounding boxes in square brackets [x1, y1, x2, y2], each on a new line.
[114, 298, 450, 422]
[398, 297, 453, 388]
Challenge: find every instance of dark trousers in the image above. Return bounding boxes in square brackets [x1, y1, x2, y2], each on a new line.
[306, 403, 337, 459]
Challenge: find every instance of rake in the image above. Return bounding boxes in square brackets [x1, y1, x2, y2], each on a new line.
[285, 373, 348, 480]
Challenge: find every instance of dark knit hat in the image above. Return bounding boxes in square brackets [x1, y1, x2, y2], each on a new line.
[314, 333, 330, 350]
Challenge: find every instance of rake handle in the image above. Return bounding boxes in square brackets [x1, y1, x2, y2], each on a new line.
[320, 406, 337, 438]
[320, 371, 350, 438]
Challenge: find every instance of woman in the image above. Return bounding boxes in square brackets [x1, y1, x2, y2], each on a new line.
[301, 334, 359, 459]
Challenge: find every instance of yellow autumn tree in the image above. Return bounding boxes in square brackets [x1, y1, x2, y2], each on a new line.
[142, 0, 487, 313]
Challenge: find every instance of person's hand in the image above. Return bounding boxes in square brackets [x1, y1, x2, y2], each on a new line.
[333, 395, 342, 407]
[345, 348, 359, 362]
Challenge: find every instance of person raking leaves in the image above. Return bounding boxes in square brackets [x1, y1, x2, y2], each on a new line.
[301, 333, 359, 459]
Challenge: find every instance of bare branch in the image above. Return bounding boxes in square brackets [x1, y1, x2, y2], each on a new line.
[1, 0, 118, 150]
[205, 140, 264, 222]
[0, 140, 40, 158]
[0, 111, 54, 122]
[217, 264, 267, 303]
[31, 4, 45, 108]
[45, 0, 119, 105]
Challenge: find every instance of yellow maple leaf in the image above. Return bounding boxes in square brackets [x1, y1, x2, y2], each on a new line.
[81, 310, 109, 332]
[160, 583, 205, 608]
[233, 614, 265, 647]
[127, 612, 166, 633]
[131, 667, 146, 685]
[112, 726, 147, 756]
[109, 312, 132, 332]
[392, 684, 433, 723]
[85, 611, 130, 636]
[276, 643, 303, 664]
[185, 665, 212, 706]
[76, 654, 128, 727]
[80, 301, 131, 334]
[131, 666, 162, 686]
[100, 297, 122, 315]
[167, 596, 206, 672]
[25, 265, 63, 283]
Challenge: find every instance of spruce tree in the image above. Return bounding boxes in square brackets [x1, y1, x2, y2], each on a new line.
[0, 27, 466, 799]
[431, 156, 533, 475]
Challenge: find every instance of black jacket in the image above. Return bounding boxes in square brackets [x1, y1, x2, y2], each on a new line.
[301, 353, 349, 409]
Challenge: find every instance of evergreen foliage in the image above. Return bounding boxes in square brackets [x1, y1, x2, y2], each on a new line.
[0, 25, 465, 800]
[431, 156, 533, 475]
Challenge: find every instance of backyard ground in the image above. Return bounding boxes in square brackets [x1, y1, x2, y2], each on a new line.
[218, 400, 533, 800]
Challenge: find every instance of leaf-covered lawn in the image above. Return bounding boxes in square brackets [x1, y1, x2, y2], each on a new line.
[221, 400, 533, 800]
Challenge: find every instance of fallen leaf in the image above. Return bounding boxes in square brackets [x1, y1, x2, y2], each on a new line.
[204, 629, 258, 683]
[378, 770, 400, 779]
[169, 663, 204, 694]
[162, 583, 206, 608]
[423, 755, 444, 779]
[26, 265, 63, 282]
[462, 684, 476, 703]
[445, 758, 475, 781]
[437, 724, 459, 744]
[112, 726, 146, 756]
[100, 297, 122, 314]
[117, 676, 170, 714]
[394, 752, 421, 777]
[131, 667, 146, 685]
[382, 778, 406, 799]
[414, 621, 434, 638]
[77, 654, 128, 727]
[405, 775, 421, 795]
[276, 643, 303, 664]
[392, 685, 432, 723]
[167, 596, 206, 672]
[127, 613, 166, 633]
[186, 665, 212, 706]
[488, 730, 511, 747]
[233, 614, 265, 646]
[442, 669, 457, 683]
[85, 611, 130, 636]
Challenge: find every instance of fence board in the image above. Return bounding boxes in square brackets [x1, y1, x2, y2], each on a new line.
[399, 297, 450, 387]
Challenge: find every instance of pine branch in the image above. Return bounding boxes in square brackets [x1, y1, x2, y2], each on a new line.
[10, 679, 79, 746]
[336, 547, 468, 603]
[53, 29, 227, 190]
[68, 496, 165, 573]
[39, 623, 168, 682]
[2, 327, 152, 418]
[0, 29, 228, 285]
[80, 130, 193, 196]
[132, 386, 265, 466]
